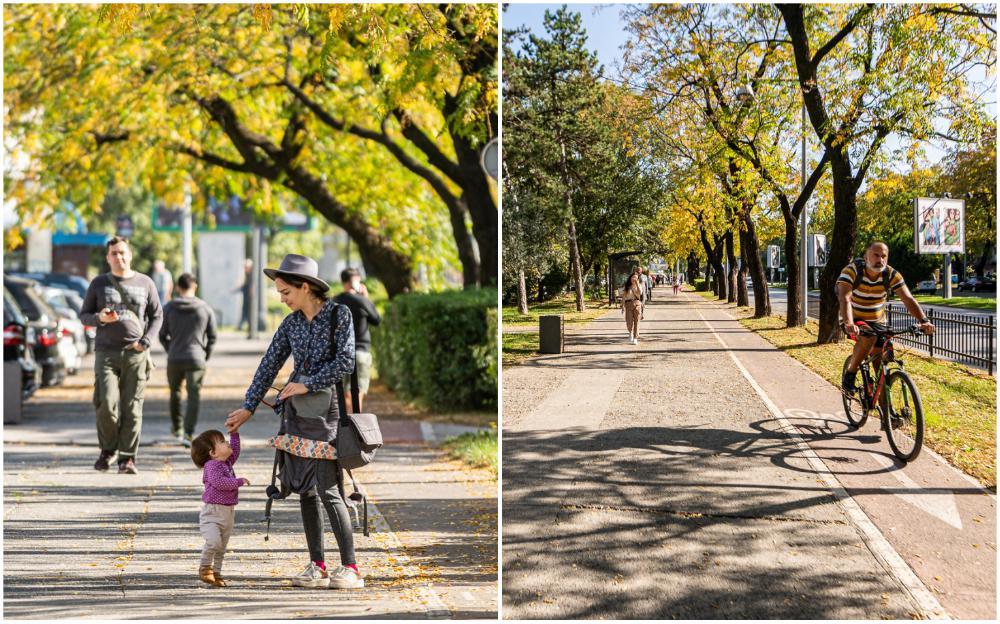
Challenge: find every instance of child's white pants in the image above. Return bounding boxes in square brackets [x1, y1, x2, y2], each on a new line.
[199, 503, 235, 573]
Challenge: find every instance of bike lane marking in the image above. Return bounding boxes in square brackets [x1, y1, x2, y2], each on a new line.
[692, 302, 949, 620]
[868, 451, 964, 530]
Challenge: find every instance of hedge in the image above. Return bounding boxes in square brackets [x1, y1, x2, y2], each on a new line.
[373, 288, 497, 412]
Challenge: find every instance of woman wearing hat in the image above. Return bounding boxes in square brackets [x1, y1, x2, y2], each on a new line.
[225, 254, 362, 589]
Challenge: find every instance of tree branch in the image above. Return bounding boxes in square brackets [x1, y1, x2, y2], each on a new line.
[811, 4, 875, 69]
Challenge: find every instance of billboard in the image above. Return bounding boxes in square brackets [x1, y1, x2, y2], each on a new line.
[808, 234, 827, 266]
[914, 197, 965, 255]
[766, 245, 780, 269]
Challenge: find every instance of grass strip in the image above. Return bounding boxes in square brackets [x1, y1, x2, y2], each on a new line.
[441, 429, 497, 475]
[694, 290, 996, 488]
[503, 293, 610, 327]
[503, 331, 538, 367]
[911, 294, 996, 312]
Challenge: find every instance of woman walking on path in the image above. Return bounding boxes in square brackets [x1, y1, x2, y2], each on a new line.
[672, 276, 680, 295]
[621, 273, 643, 345]
[224, 254, 363, 590]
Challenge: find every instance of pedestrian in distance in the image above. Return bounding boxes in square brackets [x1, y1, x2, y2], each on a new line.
[224, 253, 363, 590]
[79, 236, 163, 475]
[673, 276, 680, 295]
[621, 273, 643, 345]
[333, 268, 381, 412]
[150, 259, 173, 306]
[191, 429, 250, 587]
[159, 272, 217, 447]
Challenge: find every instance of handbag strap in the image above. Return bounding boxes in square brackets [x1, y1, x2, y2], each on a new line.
[331, 301, 361, 417]
[107, 273, 142, 319]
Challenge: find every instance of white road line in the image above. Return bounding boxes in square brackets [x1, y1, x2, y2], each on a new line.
[692, 299, 949, 620]
[868, 452, 964, 530]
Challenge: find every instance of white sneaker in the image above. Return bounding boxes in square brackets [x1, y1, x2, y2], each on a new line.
[292, 562, 330, 588]
[328, 565, 365, 589]
[629, 337, 636, 345]
[634, 338, 640, 345]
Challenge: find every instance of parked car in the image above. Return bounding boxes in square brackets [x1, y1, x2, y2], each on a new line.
[958, 276, 997, 292]
[4, 287, 40, 399]
[9, 271, 89, 300]
[4, 276, 68, 387]
[913, 279, 938, 294]
[40, 287, 88, 366]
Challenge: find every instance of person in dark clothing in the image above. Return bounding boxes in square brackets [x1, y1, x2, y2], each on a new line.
[333, 268, 381, 411]
[159, 273, 217, 447]
[79, 236, 163, 475]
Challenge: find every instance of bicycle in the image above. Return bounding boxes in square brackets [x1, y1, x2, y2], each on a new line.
[840, 321, 926, 462]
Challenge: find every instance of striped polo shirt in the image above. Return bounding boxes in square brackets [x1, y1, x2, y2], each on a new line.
[837, 262, 906, 322]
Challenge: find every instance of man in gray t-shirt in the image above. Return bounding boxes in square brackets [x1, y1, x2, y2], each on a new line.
[79, 237, 162, 475]
[159, 273, 216, 447]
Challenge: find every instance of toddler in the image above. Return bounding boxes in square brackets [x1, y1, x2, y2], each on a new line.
[191, 429, 249, 587]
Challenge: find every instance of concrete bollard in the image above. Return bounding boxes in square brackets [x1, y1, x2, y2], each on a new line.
[539, 315, 564, 354]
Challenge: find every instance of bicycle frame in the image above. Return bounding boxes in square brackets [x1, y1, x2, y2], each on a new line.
[854, 335, 899, 414]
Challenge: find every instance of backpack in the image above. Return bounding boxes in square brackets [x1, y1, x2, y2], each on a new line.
[835, 258, 898, 301]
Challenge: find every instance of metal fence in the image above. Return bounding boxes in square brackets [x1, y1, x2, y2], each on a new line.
[885, 303, 996, 374]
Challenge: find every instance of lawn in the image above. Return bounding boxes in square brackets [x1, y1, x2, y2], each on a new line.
[694, 290, 996, 488]
[502, 293, 611, 327]
[503, 331, 539, 367]
[911, 294, 996, 312]
[441, 429, 498, 475]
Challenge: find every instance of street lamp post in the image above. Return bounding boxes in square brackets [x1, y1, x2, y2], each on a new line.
[736, 82, 808, 325]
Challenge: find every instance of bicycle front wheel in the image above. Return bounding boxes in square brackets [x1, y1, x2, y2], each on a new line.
[884, 369, 924, 462]
[841, 356, 867, 428]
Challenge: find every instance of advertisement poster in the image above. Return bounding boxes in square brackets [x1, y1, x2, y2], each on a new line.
[914, 197, 965, 255]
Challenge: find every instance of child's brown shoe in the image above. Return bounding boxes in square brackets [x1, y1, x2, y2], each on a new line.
[213, 572, 228, 587]
[199, 566, 218, 586]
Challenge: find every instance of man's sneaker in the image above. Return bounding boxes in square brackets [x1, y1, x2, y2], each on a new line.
[292, 562, 330, 588]
[118, 458, 138, 475]
[172, 430, 184, 443]
[328, 566, 365, 589]
[181, 434, 193, 449]
[842, 370, 858, 394]
[94, 450, 115, 471]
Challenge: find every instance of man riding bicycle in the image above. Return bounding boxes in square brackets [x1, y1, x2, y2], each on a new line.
[838, 242, 935, 393]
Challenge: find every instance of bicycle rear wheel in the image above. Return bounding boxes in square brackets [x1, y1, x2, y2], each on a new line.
[841, 356, 867, 428]
[884, 369, 924, 462]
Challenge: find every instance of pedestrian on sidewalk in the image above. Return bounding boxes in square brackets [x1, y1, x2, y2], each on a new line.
[150, 259, 173, 306]
[333, 268, 381, 412]
[224, 253, 363, 590]
[673, 277, 680, 295]
[191, 429, 250, 587]
[159, 273, 217, 447]
[621, 273, 643, 345]
[79, 236, 162, 475]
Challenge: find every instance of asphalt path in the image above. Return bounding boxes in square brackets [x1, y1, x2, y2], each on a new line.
[502, 294, 995, 619]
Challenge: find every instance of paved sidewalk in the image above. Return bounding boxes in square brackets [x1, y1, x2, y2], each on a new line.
[4, 333, 497, 619]
[502, 293, 994, 619]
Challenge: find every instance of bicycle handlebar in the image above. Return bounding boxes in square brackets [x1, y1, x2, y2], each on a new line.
[844, 322, 924, 338]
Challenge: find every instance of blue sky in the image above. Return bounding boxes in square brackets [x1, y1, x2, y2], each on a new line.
[502, 3, 997, 169]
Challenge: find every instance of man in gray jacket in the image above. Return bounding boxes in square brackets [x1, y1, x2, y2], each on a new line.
[79, 237, 163, 474]
[159, 273, 216, 447]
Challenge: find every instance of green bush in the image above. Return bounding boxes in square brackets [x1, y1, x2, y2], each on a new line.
[695, 278, 709, 292]
[373, 289, 497, 412]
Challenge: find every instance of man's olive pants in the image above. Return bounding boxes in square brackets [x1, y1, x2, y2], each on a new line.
[93, 348, 151, 460]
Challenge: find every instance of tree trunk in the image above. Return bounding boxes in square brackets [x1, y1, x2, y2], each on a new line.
[687, 252, 699, 285]
[445, 199, 480, 288]
[740, 211, 771, 317]
[517, 268, 528, 314]
[783, 213, 801, 327]
[975, 240, 993, 277]
[560, 139, 585, 312]
[725, 230, 737, 303]
[453, 133, 497, 287]
[737, 240, 749, 307]
[817, 154, 860, 344]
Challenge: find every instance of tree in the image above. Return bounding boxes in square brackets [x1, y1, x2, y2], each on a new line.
[503, 7, 604, 312]
[939, 140, 997, 277]
[778, 3, 995, 342]
[623, 3, 828, 322]
[4, 4, 497, 295]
